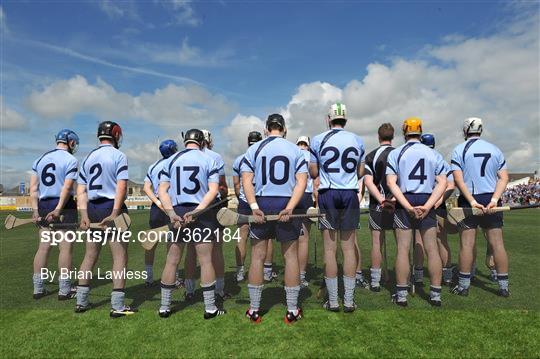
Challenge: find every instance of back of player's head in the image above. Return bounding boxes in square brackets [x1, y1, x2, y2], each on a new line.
[55, 129, 80, 154]
[402, 117, 422, 138]
[463, 117, 483, 138]
[420, 133, 435, 148]
[201, 129, 213, 149]
[378, 123, 394, 142]
[183, 129, 205, 147]
[266, 114, 286, 132]
[97, 121, 123, 149]
[327, 102, 347, 128]
[159, 139, 178, 159]
[247, 131, 263, 146]
[296, 136, 310, 147]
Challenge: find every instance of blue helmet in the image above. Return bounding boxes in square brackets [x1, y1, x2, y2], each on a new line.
[159, 139, 178, 158]
[420, 133, 435, 148]
[55, 129, 80, 154]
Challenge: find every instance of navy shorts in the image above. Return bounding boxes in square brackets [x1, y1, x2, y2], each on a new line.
[249, 196, 302, 242]
[368, 207, 394, 231]
[237, 198, 251, 216]
[38, 196, 78, 226]
[457, 194, 503, 229]
[394, 193, 436, 230]
[317, 189, 360, 231]
[170, 204, 217, 243]
[87, 198, 128, 224]
[435, 203, 448, 218]
[298, 192, 314, 225]
[149, 203, 169, 229]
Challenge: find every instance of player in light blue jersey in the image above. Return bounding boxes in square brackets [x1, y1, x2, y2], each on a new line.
[142, 140, 178, 287]
[75, 121, 136, 318]
[157, 129, 226, 320]
[30, 129, 79, 300]
[232, 131, 263, 282]
[296, 136, 314, 288]
[241, 114, 308, 324]
[450, 117, 510, 297]
[309, 103, 365, 313]
[386, 118, 447, 307]
[413, 134, 457, 286]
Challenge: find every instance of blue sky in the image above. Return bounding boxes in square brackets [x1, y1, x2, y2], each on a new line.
[1, 1, 538, 187]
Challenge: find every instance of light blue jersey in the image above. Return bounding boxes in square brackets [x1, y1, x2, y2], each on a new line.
[203, 148, 225, 176]
[310, 128, 365, 190]
[233, 153, 248, 202]
[240, 136, 307, 197]
[386, 140, 446, 194]
[78, 144, 129, 200]
[450, 137, 506, 195]
[144, 158, 168, 196]
[32, 148, 78, 200]
[301, 149, 313, 193]
[161, 148, 219, 205]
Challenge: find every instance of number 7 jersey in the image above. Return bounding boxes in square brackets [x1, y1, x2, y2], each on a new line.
[450, 137, 506, 195]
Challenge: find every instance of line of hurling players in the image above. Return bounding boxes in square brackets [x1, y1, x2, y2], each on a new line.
[29, 102, 510, 322]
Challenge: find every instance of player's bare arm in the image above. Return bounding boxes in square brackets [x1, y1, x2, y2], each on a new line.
[279, 172, 308, 222]
[30, 174, 40, 223]
[232, 175, 241, 198]
[309, 162, 319, 180]
[416, 173, 447, 219]
[99, 179, 127, 226]
[158, 181, 182, 227]
[143, 181, 163, 211]
[242, 171, 264, 223]
[46, 178, 75, 222]
[486, 169, 509, 213]
[77, 184, 90, 229]
[387, 173, 415, 216]
[453, 170, 485, 211]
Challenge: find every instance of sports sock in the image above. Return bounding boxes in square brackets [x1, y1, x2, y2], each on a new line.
[458, 272, 471, 289]
[355, 270, 365, 281]
[185, 278, 196, 294]
[343, 275, 356, 307]
[490, 268, 498, 279]
[247, 284, 263, 312]
[442, 267, 453, 282]
[324, 276, 339, 307]
[58, 278, 72, 296]
[264, 263, 272, 277]
[300, 271, 306, 282]
[33, 273, 44, 294]
[396, 285, 408, 302]
[414, 267, 424, 282]
[370, 268, 381, 287]
[284, 285, 300, 312]
[429, 285, 442, 301]
[215, 277, 225, 296]
[111, 289, 125, 311]
[76, 285, 90, 307]
[201, 281, 218, 313]
[160, 282, 175, 311]
[497, 273, 509, 290]
[237, 265, 244, 274]
[145, 265, 153, 283]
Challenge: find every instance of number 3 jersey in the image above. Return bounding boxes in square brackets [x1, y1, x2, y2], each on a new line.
[78, 144, 129, 200]
[310, 128, 365, 190]
[240, 136, 308, 197]
[161, 148, 220, 205]
[450, 137, 506, 195]
[386, 140, 446, 194]
[32, 148, 79, 200]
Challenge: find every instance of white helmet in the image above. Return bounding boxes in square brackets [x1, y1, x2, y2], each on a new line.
[463, 117, 483, 138]
[296, 136, 310, 146]
[201, 129, 213, 149]
[328, 102, 347, 122]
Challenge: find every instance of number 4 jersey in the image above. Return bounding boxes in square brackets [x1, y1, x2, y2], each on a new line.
[310, 128, 365, 190]
[78, 144, 129, 200]
[161, 148, 220, 205]
[386, 140, 446, 194]
[450, 137, 506, 195]
[32, 148, 79, 199]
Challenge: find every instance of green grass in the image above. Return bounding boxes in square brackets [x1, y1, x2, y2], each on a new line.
[1, 210, 539, 358]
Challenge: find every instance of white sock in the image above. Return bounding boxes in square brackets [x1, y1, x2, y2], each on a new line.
[285, 286, 300, 312]
[343, 275, 356, 307]
[370, 268, 381, 287]
[248, 284, 263, 312]
[201, 281, 217, 312]
[325, 276, 339, 307]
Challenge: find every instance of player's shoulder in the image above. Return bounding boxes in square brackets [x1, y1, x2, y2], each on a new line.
[204, 147, 224, 160]
[477, 138, 502, 152]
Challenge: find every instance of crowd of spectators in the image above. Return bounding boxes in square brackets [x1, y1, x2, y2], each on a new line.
[501, 179, 540, 205]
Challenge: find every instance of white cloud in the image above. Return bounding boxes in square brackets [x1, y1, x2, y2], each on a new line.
[26, 75, 235, 129]
[99, 0, 138, 20]
[165, 0, 201, 27]
[149, 37, 235, 67]
[1, 97, 28, 130]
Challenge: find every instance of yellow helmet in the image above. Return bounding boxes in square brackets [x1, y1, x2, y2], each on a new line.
[402, 117, 423, 136]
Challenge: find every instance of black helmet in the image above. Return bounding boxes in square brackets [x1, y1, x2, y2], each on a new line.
[266, 114, 285, 130]
[97, 121, 123, 148]
[183, 129, 204, 147]
[247, 131, 262, 146]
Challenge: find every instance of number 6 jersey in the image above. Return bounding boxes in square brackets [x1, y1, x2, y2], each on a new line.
[32, 148, 79, 199]
[78, 144, 129, 200]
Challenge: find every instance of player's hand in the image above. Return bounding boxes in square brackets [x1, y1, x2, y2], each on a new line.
[252, 209, 265, 223]
[382, 198, 396, 212]
[32, 210, 41, 224]
[168, 212, 183, 229]
[79, 215, 90, 230]
[485, 200, 497, 214]
[414, 206, 430, 220]
[45, 209, 61, 223]
[99, 210, 119, 228]
[406, 205, 416, 218]
[183, 212, 194, 225]
[470, 200, 486, 214]
[278, 209, 293, 222]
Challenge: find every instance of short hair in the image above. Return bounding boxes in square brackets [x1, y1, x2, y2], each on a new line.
[378, 123, 394, 141]
[267, 122, 284, 132]
[330, 118, 347, 127]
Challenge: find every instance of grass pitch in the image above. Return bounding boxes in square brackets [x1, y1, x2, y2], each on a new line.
[1, 210, 539, 358]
